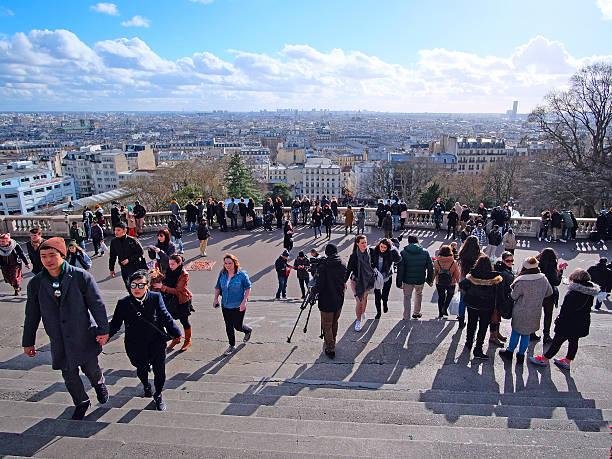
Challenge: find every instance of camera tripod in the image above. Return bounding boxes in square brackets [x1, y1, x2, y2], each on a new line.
[287, 287, 323, 343]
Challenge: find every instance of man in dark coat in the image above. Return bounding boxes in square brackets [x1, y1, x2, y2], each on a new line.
[26, 226, 45, 275]
[22, 237, 109, 420]
[109, 270, 181, 411]
[587, 258, 612, 310]
[133, 200, 147, 235]
[185, 200, 198, 232]
[313, 243, 347, 358]
[109, 222, 147, 290]
[110, 202, 121, 228]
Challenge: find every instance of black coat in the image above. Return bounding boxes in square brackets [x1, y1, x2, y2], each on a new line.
[587, 263, 612, 290]
[111, 207, 121, 227]
[294, 257, 310, 280]
[185, 203, 198, 222]
[370, 246, 401, 278]
[109, 291, 181, 368]
[460, 209, 471, 222]
[314, 254, 347, 312]
[133, 204, 146, 219]
[109, 235, 146, 273]
[494, 260, 515, 318]
[26, 240, 44, 274]
[447, 210, 459, 227]
[554, 282, 598, 338]
[459, 269, 504, 311]
[22, 264, 109, 370]
[197, 223, 211, 240]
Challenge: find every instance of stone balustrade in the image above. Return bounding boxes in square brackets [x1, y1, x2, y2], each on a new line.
[0, 208, 597, 239]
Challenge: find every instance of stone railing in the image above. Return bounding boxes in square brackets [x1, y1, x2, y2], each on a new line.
[0, 208, 597, 239]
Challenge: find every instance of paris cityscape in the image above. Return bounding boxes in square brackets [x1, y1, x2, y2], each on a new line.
[0, 1, 610, 458]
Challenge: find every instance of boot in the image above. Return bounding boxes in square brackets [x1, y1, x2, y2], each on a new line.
[180, 328, 192, 351]
[374, 302, 381, 320]
[496, 330, 507, 342]
[166, 336, 181, 353]
[489, 333, 503, 346]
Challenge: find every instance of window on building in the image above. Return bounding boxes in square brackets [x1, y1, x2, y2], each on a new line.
[20, 177, 30, 182]
[1, 181, 11, 186]
[5, 193, 18, 198]
[35, 188, 44, 193]
[46, 186, 52, 190]
[23, 191, 32, 196]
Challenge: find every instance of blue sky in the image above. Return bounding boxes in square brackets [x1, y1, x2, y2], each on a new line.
[0, 0, 611, 111]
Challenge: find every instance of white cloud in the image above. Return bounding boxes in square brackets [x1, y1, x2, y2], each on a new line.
[121, 15, 150, 28]
[90, 3, 119, 16]
[0, 6, 14, 16]
[596, 0, 612, 20]
[0, 29, 611, 111]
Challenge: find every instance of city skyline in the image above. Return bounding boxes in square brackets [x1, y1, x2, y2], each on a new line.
[0, 0, 611, 112]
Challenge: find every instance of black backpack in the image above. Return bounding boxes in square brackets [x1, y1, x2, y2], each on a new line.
[436, 260, 454, 287]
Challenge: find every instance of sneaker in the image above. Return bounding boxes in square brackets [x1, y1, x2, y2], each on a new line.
[559, 239, 567, 243]
[498, 350, 514, 361]
[473, 349, 489, 360]
[553, 358, 571, 370]
[354, 320, 362, 332]
[71, 400, 91, 420]
[516, 354, 525, 364]
[243, 330, 252, 343]
[143, 383, 153, 397]
[94, 383, 109, 404]
[529, 355, 549, 366]
[224, 345, 236, 356]
[374, 313, 381, 320]
[361, 312, 367, 322]
[538, 237, 542, 242]
[153, 394, 167, 411]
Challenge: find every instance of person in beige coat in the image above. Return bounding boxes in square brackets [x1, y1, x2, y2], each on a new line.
[498, 256, 552, 364]
[502, 228, 517, 255]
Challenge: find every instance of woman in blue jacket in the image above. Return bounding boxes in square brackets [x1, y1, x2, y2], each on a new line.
[214, 253, 253, 356]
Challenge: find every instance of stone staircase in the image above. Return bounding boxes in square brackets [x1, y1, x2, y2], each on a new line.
[0, 293, 610, 458]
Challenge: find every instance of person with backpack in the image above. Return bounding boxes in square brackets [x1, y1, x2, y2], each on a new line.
[485, 224, 502, 260]
[69, 221, 86, 250]
[433, 245, 460, 319]
[168, 214, 184, 254]
[133, 201, 147, 235]
[498, 256, 552, 364]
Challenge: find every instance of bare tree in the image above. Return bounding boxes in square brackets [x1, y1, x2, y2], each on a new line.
[363, 161, 395, 199]
[529, 62, 612, 215]
[394, 159, 442, 206]
[482, 156, 524, 206]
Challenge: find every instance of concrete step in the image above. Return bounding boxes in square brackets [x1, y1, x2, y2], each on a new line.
[0, 400, 609, 448]
[0, 431, 341, 458]
[0, 415, 607, 459]
[1, 373, 610, 410]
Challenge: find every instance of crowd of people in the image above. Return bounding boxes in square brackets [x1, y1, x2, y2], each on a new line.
[9, 195, 612, 421]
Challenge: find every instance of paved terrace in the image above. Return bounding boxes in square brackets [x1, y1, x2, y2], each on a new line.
[0, 217, 610, 457]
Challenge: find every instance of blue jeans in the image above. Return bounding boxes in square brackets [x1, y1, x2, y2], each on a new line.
[392, 215, 400, 231]
[506, 330, 530, 355]
[276, 275, 287, 298]
[313, 225, 321, 238]
[458, 291, 466, 318]
[172, 236, 184, 252]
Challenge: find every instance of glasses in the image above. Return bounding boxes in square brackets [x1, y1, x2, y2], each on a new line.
[129, 282, 148, 289]
[504, 259, 514, 264]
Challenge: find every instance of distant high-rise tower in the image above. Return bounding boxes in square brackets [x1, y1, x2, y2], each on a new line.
[512, 101, 518, 116]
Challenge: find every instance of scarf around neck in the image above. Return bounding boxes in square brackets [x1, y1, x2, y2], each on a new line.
[0, 239, 17, 257]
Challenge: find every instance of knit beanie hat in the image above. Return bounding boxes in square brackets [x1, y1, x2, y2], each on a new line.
[325, 243, 338, 256]
[40, 237, 67, 257]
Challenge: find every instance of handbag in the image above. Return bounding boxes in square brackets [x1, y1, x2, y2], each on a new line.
[373, 268, 385, 290]
[127, 298, 172, 341]
[448, 291, 461, 316]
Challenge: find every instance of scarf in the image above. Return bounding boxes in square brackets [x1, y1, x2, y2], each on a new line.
[355, 249, 374, 300]
[0, 239, 17, 257]
[164, 266, 183, 288]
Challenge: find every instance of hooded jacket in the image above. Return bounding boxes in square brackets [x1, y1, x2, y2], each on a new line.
[509, 272, 553, 334]
[554, 281, 599, 338]
[314, 254, 347, 312]
[459, 267, 503, 311]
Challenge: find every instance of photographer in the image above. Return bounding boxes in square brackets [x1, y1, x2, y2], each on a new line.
[312, 244, 347, 359]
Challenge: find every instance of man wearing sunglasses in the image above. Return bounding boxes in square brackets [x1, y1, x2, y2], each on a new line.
[22, 237, 110, 421]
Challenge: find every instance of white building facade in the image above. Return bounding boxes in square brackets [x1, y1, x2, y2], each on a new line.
[0, 161, 75, 215]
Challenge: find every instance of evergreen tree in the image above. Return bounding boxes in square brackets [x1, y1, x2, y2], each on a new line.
[418, 182, 443, 209]
[224, 153, 260, 200]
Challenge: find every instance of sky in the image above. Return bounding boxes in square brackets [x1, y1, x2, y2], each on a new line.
[0, 0, 611, 112]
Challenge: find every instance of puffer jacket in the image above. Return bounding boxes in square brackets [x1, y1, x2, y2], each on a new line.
[554, 281, 599, 338]
[398, 244, 434, 286]
[459, 267, 504, 312]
